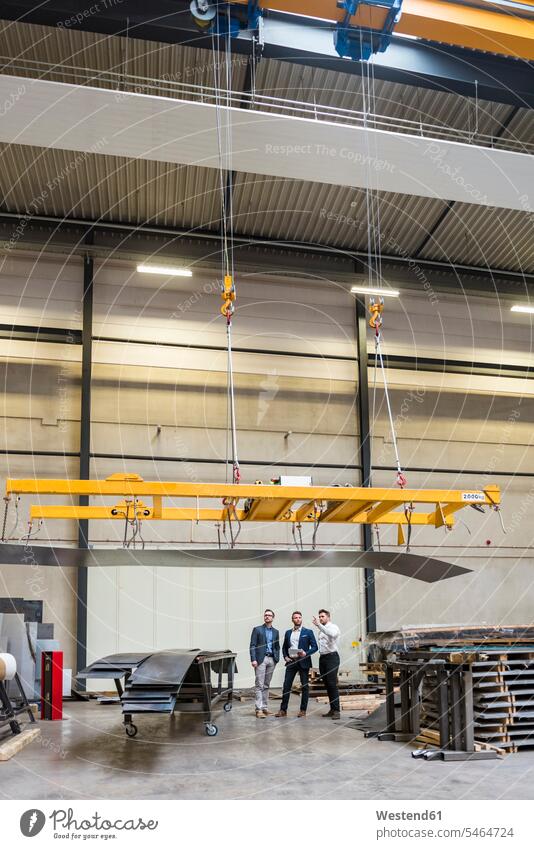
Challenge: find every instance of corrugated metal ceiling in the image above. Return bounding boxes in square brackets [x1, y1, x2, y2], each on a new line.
[254, 59, 514, 138]
[2, 144, 532, 272]
[418, 203, 534, 271]
[500, 109, 534, 150]
[0, 143, 222, 229]
[231, 173, 446, 255]
[0, 18, 249, 92]
[0, 19, 532, 273]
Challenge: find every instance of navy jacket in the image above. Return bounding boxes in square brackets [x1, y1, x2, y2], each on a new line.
[249, 624, 280, 665]
[282, 627, 318, 670]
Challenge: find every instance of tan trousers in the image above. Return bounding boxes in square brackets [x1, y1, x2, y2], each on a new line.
[254, 656, 275, 710]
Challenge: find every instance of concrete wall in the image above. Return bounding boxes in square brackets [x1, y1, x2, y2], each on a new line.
[1, 252, 534, 683]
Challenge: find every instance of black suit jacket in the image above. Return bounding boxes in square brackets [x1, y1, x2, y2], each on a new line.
[282, 627, 318, 670]
[249, 624, 280, 665]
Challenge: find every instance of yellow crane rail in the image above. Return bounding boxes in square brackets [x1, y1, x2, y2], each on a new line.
[5, 475, 500, 529]
[232, 0, 534, 61]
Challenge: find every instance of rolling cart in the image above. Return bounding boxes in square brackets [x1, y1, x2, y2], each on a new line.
[78, 649, 237, 738]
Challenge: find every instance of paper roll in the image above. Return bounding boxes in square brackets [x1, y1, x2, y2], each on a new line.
[0, 653, 17, 682]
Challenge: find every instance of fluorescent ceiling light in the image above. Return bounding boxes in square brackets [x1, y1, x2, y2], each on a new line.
[137, 263, 192, 277]
[351, 285, 400, 298]
[511, 305, 534, 314]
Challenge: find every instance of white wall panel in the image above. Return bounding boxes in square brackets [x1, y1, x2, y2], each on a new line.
[86, 566, 119, 687]
[227, 566, 262, 687]
[92, 341, 356, 380]
[93, 267, 356, 358]
[329, 567, 366, 671]
[90, 422, 358, 468]
[0, 253, 82, 328]
[190, 567, 227, 650]
[117, 566, 155, 653]
[375, 555, 534, 632]
[380, 289, 534, 367]
[154, 566, 193, 649]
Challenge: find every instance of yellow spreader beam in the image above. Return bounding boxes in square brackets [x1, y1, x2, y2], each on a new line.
[5, 476, 500, 529]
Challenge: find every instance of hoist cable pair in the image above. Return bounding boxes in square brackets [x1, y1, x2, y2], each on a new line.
[369, 299, 407, 490]
[211, 13, 241, 490]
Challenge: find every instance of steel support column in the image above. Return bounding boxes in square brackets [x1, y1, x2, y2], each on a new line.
[77, 232, 94, 679]
[355, 291, 376, 633]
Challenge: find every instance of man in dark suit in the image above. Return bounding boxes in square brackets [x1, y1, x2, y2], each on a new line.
[276, 611, 318, 718]
[249, 609, 280, 718]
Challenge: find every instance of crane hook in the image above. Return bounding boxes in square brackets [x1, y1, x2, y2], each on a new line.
[369, 296, 384, 331]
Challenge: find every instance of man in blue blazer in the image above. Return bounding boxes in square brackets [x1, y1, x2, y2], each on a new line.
[276, 611, 318, 717]
[249, 609, 280, 718]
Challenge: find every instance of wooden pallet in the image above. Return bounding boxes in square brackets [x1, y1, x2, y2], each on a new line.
[315, 693, 386, 712]
[294, 679, 384, 697]
[413, 727, 505, 756]
[0, 726, 41, 761]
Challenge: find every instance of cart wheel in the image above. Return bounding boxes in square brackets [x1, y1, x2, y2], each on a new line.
[125, 723, 138, 738]
[205, 723, 218, 737]
[223, 702, 232, 712]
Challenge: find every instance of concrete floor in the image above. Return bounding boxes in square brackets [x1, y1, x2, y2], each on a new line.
[2, 699, 534, 800]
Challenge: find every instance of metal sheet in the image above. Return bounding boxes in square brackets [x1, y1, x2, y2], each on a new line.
[0, 544, 470, 582]
[128, 650, 199, 688]
[368, 626, 534, 653]
[121, 701, 176, 713]
[77, 652, 152, 678]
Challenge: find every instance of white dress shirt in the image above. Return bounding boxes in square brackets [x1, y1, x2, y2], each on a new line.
[289, 626, 302, 654]
[317, 621, 340, 654]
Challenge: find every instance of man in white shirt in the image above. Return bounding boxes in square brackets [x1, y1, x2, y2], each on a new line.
[313, 608, 341, 719]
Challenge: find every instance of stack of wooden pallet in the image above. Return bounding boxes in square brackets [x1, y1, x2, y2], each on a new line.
[416, 648, 534, 754]
[390, 642, 534, 753]
[458, 647, 534, 754]
[367, 626, 534, 755]
[315, 692, 387, 712]
[360, 662, 400, 687]
[291, 668, 387, 712]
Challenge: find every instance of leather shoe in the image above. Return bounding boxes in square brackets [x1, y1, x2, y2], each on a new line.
[298, 710, 307, 718]
[322, 710, 333, 717]
[255, 710, 265, 718]
[330, 711, 341, 720]
[275, 710, 287, 717]
[262, 709, 272, 716]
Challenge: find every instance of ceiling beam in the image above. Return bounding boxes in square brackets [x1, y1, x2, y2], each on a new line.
[1, 74, 531, 211]
[413, 105, 522, 257]
[0, 211, 534, 299]
[1, 211, 533, 295]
